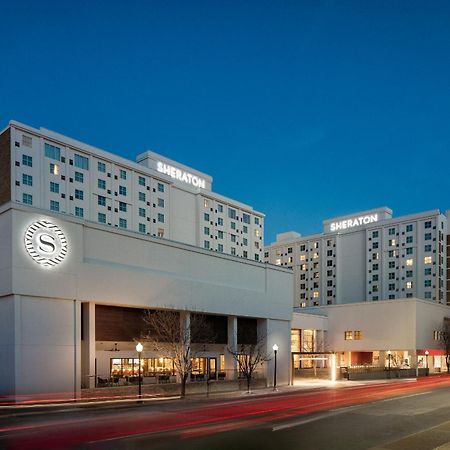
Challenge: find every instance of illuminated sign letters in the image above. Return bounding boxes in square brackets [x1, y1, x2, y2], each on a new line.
[330, 214, 379, 232]
[24, 220, 68, 268]
[157, 161, 206, 189]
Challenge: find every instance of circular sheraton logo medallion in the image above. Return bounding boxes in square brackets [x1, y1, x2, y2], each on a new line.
[24, 220, 68, 268]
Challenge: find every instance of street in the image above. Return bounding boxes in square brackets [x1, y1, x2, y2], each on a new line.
[2, 375, 450, 449]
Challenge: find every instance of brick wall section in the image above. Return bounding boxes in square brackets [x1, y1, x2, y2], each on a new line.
[0, 128, 11, 206]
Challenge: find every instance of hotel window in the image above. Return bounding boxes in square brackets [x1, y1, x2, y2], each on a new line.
[50, 182, 59, 193]
[204, 199, 209, 208]
[389, 261, 395, 268]
[119, 202, 127, 212]
[300, 244, 306, 251]
[158, 198, 165, 208]
[313, 242, 319, 249]
[405, 281, 413, 289]
[300, 299, 306, 305]
[139, 223, 146, 233]
[98, 179, 106, 190]
[231, 247, 236, 256]
[300, 255, 306, 261]
[218, 218, 224, 226]
[406, 224, 413, 232]
[255, 229, 260, 237]
[218, 231, 224, 239]
[255, 217, 260, 225]
[139, 208, 146, 217]
[388, 228, 395, 235]
[75, 189, 84, 200]
[157, 183, 164, 193]
[300, 274, 306, 280]
[231, 234, 236, 243]
[74, 154, 89, 170]
[313, 252, 319, 259]
[424, 280, 432, 287]
[300, 284, 306, 290]
[300, 264, 306, 271]
[389, 272, 395, 279]
[424, 233, 432, 241]
[354, 331, 362, 340]
[373, 263, 379, 270]
[406, 270, 413, 278]
[372, 231, 379, 238]
[44, 143, 61, 160]
[22, 135, 32, 147]
[425, 292, 432, 299]
[372, 253, 379, 260]
[204, 213, 210, 221]
[372, 274, 378, 281]
[313, 282, 319, 288]
[243, 213, 250, 224]
[264, 251, 269, 258]
[138, 176, 146, 186]
[373, 285, 379, 292]
[218, 204, 223, 213]
[327, 280, 332, 286]
[388, 250, 397, 257]
[255, 254, 260, 261]
[119, 186, 127, 196]
[75, 207, 84, 218]
[231, 222, 236, 230]
[243, 238, 248, 246]
[373, 242, 379, 249]
[98, 195, 106, 206]
[50, 200, 59, 212]
[373, 296, 379, 301]
[204, 227, 210, 235]
[98, 213, 106, 223]
[406, 259, 413, 266]
[313, 291, 319, 298]
[275, 259, 281, 265]
[424, 268, 432, 275]
[50, 163, 59, 175]
[313, 272, 319, 278]
[424, 221, 432, 229]
[389, 283, 395, 290]
[327, 290, 333, 296]
[218, 244, 224, 252]
[138, 192, 146, 202]
[22, 193, 32, 205]
[75, 171, 84, 183]
[424, 256, 432, 264]
[157, 228, 164, 238]
[119, 169, 127, 180]
[389, 239, 396, 246]
[204, 241, 210, 250]
[22, 174, 32, 186]
[327, 249, 332, 256]
[424, 244, 432, 252]
[228, 208, 236, 219]
[406, 248, 413, 255]
[344, 331, 353, 340]
[22, 154, 32, 167]
[157, 213, 165, 223]
[389, 294, 395, 299]
[406, 236, 413, 244]
[98, 162, 106, 172]
[119, 218, 127, 229]
[327, 260, 332, 267]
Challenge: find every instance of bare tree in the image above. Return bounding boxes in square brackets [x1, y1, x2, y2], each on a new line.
[228, 336, 270, 394]
[142, 310, 214, 397]
[439, 319, 450, 373]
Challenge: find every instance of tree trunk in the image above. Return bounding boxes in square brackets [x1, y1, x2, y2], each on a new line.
[181, 373, 189, 397]
[246, 375, 251, 394]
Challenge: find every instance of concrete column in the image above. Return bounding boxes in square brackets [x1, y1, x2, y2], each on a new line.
[81, 302, 96, 389]
[225, 316, 237, 380]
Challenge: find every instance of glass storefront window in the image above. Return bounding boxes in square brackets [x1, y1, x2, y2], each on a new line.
[110, 358, 175, 377]
[291, 329, 301, 353]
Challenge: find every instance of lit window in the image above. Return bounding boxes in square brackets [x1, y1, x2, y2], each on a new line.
[405, 281, 413, 289]
[50, 163, 59, 175]
[424, 256, 432, 264]
[275, 259, 281, 266]
[204, 199, 209, 208]
[344, 331, 353, 340]
[300, 255, 306, 261]
[372, 253, 379, 260]
[354, 331, 362, 340]
[157, 228, 164, 238]
[313, 291, 319, 298]
[389, 239, 396, 246]
[406, 259, 413, 266]
[255, 229, 260, 237]
[313, 252, 319, 259]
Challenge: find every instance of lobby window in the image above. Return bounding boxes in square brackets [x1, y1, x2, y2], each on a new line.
[218, 230, 224, 239]
[158, 198, 164, 207]
[406, 258, 413, 266]
[75, 171, 84, 183]
[98, 195, 106, 206]
[157, 183, 164, 193]
[119, 218, 127, 229]
[228, 208, 236, 219]
[75, 207, 84, 218]
[22, 174, 32, 186]
[424, 268, 432, 276]
[44, 143, 60, 161]
[119, 202, 127, 212]
[98, 179, 106, 190]
[344, 331, 353, 340]
[139, 192, 146, 202]
[22, 154, 32, 167]
[204, 241, 210, 250]
[22, 193, 32, 205]
[50, 163, 59, 175]
[406, 224, 413, 232]
[119, 186, 127, 196]
[74, 154, 89, 170]
[406, 270, 413, 278]
[405, 281, 413, 289]
[424, 280, 432, 287]
[388, 227, 396, 235]
[218, 204, 223, 213]
[204, 227, 210, 235]
[424, 233, 432, 241]
[157, 228, 164, 238]
[372, 231, 379, 238]
[138, 176, 146, 186]
[218, 218, 224, 226]
[50, 182, 59, 193]
[139, 223, 146, 233]
[119, 169, 127, 180]
[424, 221, 432, 229]
[243, 213, 250, 224]
[406, 236, 413, 244]
[424, 244, 432, 252]
[98, 213, 106, 223]
[50, 200, 59, 212]
[98, 161, 106, 172]
[139, 208, 146, 218]
[424, 256, 432, 264]
[158, 213, 165, 223]
[204, 213, 210, 221]
[218, 244, 224, 253]
[406, 248, 413, 255]
[354, 331, 362, 340]
[75, 189, 84, 200]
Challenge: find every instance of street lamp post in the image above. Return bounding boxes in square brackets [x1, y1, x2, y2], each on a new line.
[425, 350, 429, 375]
[136, 342, 143, 401]
[387, 350, 391, 379]
[273, 344, 279, 391]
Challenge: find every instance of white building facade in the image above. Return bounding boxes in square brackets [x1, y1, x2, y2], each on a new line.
[265, 207, 448, 308]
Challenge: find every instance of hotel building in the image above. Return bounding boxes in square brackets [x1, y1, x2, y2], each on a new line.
[265, 207, 448, 308]
[0, 121, 290, 398]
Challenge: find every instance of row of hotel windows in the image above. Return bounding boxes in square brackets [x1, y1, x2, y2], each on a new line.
[203, 213, 261, 233]
[371, 252, 435, 264]
[203, 241, 260, 260]
[371, 236, 435, 247]
[372, 222, 436, 238]
[203, 199, 261, 226]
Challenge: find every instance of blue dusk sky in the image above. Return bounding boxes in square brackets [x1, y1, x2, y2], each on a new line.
[1, 0, 449, 243]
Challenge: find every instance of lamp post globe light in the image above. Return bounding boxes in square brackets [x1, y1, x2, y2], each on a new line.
[136, 342, 143, 400]
[425, 350, 429, 374]
[272, 344, 279, 391]
[387, 350, 391, 379]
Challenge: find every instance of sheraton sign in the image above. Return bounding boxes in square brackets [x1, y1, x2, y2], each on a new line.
[157, 161, 206, 189]
[330, 214, 379, 232]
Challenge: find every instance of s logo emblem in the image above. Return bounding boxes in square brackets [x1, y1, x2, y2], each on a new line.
[24, 220, 68, 268]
